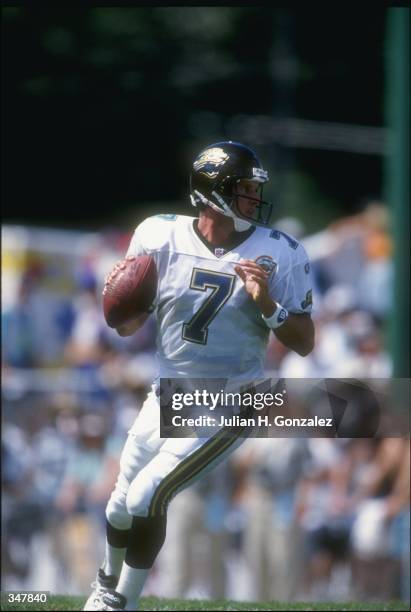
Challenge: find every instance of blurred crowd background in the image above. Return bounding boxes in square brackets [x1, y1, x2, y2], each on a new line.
[2, 206, 409, 603]
[2, 5, 409, 606]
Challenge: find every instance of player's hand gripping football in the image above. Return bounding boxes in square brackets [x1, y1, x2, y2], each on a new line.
[234, 259, 276, 317]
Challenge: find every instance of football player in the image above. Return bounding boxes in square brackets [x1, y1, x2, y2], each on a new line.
[84, 141, 314, 610]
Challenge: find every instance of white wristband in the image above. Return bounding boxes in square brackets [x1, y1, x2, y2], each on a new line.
[262, 303, 289, 329]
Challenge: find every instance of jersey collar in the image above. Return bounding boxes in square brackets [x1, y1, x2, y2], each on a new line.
[192, 219, 256, 259]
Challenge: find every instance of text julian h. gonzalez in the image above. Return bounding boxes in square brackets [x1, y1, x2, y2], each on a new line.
[171, 414, 333, 428]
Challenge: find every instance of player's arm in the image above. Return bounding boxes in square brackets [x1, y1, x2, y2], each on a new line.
[235, 259, 314, 356]
[272, 312, 314, 356]
[254, 287, 314, 356]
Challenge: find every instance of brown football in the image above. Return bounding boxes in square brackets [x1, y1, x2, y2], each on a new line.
[102, 255, 157, 328]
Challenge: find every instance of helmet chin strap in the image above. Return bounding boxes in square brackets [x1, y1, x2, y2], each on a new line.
[211, 190, 252, 231]
[192, 189, 252, 231]
[233, 217, 253, 232]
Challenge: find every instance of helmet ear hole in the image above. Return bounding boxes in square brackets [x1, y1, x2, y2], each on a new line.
[218, 178, 235, 199]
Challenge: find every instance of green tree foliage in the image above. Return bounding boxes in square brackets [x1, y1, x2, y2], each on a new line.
[2, 7, 385, 227]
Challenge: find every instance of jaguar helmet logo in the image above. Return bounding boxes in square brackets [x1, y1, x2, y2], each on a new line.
[193, 147, 229, 178]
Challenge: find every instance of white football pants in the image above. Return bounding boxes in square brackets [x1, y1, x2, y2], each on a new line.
[106, 390, 247, 526]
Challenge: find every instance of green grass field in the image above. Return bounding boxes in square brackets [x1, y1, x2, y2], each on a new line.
[0, 595, 409, 611]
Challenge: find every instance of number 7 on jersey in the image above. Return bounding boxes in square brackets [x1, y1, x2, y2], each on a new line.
[182, 268, 236, 344]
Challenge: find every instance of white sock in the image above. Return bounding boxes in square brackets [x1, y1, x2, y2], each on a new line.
[102, 544, 126, 579]
[116, 562, 149, 611]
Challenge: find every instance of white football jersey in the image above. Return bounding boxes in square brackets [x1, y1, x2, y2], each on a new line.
[126, 214, 312, 379]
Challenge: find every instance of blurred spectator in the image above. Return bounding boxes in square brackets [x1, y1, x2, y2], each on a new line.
[278, 303, 391, 379]
[295, 439, 352, 601]
[356, 203, 393, 317]
[64, 266, 110, 368]
[53, 410, 123, 594]
[154, 462, 234, 600]
[233, 438, 310, 602]
[2, 403, 70, 591]
[303, 201, 393, 322]
[2, 272, 38, 368]
[350, 438, 410, 601]
[2, 422, 37, 586]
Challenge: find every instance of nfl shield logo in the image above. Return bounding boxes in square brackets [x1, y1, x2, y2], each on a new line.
[214, 248, 225, 258]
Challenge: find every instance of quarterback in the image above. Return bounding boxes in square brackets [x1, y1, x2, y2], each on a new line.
[84, 141, 314, 610]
